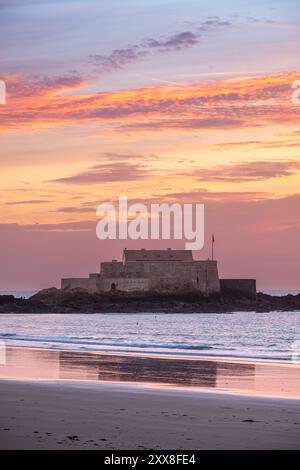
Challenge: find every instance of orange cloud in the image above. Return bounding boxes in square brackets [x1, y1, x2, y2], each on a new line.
[1, 71, 299, 132]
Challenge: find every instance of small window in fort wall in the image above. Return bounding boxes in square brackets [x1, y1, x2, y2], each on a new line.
[111, 282, 116, 290]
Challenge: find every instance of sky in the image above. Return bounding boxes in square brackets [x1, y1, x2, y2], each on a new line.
[0, 0, 300, 290]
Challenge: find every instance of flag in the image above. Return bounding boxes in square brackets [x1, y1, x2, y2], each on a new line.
[212, 233, 215, 243]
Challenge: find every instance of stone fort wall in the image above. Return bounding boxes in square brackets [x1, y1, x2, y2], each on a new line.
[97, 259, 220, 294]
[99, 277, 149, 292]
[61, 250, 222, 295]
[61, 273, 99, 292]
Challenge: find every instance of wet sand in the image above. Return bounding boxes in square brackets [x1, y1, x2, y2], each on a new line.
[0, 346, 300, 398]
[0, 347, 299, 449]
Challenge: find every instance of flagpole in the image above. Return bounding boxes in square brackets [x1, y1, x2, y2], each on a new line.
[212, 233, 214, 260]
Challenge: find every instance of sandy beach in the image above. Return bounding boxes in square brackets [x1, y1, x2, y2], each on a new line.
[0, 346, 299, 449]
[0, 379, 299, 450]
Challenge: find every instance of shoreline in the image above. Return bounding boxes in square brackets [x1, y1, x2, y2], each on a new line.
[1, 343, 298, 366]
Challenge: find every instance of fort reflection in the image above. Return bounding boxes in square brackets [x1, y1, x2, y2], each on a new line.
[59, 351, 222, 387]
[0, 347, 299, 397]
[0, 347, 254, 389]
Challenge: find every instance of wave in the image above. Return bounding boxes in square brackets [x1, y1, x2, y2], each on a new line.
[0, 332, 223, 351]
[0, 332, 293, 362]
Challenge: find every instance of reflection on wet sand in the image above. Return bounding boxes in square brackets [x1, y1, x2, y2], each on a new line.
[59, 351, 220, 387]
[0, 347, 299, 398]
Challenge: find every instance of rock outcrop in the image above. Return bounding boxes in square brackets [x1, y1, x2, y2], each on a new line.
[0, 288, 299, 313]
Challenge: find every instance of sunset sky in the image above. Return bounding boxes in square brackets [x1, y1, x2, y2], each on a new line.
[1, 0, 300, 290]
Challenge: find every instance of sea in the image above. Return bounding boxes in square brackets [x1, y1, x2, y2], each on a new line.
[0, 290, 299, 363]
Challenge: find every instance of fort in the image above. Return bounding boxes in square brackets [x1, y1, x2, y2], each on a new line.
[61, 248, 256, 297]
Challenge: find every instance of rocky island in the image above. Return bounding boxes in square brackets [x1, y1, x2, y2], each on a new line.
[1, 249, 299, 313]
[0, 288, 300, 314]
